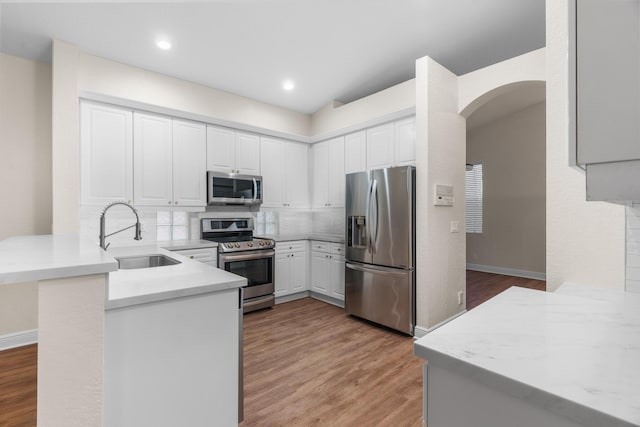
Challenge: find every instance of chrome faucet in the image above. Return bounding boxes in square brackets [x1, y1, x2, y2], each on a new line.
[99, 201, 142, 250]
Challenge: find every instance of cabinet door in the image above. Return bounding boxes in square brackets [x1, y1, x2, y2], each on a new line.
[576, 0, 640, 164]
[285, 142, 310, 208]
[344, 131, 366, 174]
[290, 250, 308, 293]
[311, 141, 329, 208]
[366, 123, 395, 170]
[235, 132, 260, 175]
[395, 116, 416, 166]
[80, 101, 133, 205]
[310, 251, 330, 295]
[134, 112, 173, 206]
[330, 255, 345, 300]
[328, 137, 345, 207]
[172, 119, 206, 206]
[274, 252, 290, 297]
[260, 137, 286, 207]
[206, 125, 235, 173]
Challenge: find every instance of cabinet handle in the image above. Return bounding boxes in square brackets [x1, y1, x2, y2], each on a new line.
[291, 254, 295, 257]
[168, 201, 171, 205]
[175, 201, 178, 205]
[190, 256, 194, 259]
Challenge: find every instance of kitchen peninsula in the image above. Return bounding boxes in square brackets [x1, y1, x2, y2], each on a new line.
[414, 287, 640, 427]
[0, 234, 245, 427]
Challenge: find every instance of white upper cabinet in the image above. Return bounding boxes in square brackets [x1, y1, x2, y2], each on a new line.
[205, 125, 234, 173]
[172, 119, 207, 206]
[206, 125, 260, 175]
[344, 131, 367, 174]
[328, 137, 345, 207]
[261, 137, 309, 208]
[134, 112, 173, 206]
[286, 142, 311, 208]
[80, 101, 133, 205]
[395, 116, 416, 166]
[311, 141, 329, 208]
[134, 112, 206, 207]
[312, 137, 344, 208]
[235, 132, 261, 175]
[366, 122, 395, 171]
[260, 137, 286, 207]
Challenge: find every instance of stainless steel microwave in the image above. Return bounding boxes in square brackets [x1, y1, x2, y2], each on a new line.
[207, 171, 263, 206]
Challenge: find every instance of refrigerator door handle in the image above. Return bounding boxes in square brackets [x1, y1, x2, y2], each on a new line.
[365, 179, 374, 254]
[346, 262, 408, 276]
[370, 179, 378, 254]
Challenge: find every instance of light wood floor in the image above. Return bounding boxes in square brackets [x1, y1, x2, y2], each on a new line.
[0, 270, 546, 426]
[241, 297, 422, 426]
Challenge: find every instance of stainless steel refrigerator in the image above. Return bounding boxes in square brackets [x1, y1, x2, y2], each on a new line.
[345, 166, 415, 335]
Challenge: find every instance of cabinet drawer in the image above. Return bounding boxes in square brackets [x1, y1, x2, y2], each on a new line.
[171, 247, 217, 264]
[330, 243, 345, 255]
[276, 240, 307, 254]
[310, 241, 330, 252]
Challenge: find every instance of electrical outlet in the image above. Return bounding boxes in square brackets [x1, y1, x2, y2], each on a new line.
[457, 291, 464, 305]
[450, 221, 459, 233]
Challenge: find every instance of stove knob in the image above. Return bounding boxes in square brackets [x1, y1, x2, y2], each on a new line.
[247, 242, 253, 247]
[226, 243, 233, 249]
[235, 243, 241, 248]
[259, 240, 264, 246]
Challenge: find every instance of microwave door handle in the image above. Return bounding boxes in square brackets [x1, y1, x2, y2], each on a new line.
[253, 178, 257, 202]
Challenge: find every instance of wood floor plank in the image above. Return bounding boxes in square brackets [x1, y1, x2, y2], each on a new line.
[0, 344, 37, 427]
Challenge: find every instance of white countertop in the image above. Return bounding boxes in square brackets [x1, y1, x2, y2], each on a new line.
[0, 234, 117, 285]
[158, 239, 217, 251]
[106, 245, 245, 310]
[257, 233, 345, 244]
[414, 287, 640, 427]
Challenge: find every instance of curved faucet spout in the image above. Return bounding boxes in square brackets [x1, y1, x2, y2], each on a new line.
[99, 201, 143, 251]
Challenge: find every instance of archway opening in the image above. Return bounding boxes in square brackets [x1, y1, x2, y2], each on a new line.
[464, 81, 547, 309]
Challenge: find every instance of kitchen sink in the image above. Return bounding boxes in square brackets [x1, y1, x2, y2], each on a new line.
[116, 254, 181, 270]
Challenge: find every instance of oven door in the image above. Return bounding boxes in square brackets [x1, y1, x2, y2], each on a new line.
[218, 249, 275, 299]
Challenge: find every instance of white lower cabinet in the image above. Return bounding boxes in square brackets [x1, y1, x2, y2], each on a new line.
[310, 241, 345, 301]
[104, 289, 240, 426]
[275, 241, 308, 297]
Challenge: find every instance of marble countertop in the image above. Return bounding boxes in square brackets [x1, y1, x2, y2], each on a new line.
[0, 234, 117, 285]
[414, 287, 640, 427]
[158, 239, 218, 251]
[106, 244, 245, 310]
[257, 233, 345, 244]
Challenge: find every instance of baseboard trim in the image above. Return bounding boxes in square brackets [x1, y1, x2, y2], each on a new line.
[309, 292, 345, 308]
[275, 291, 310, 304]
[414, 310, 466, 339]
[0, 329, 38, 351]
[466, 263, 546, 281]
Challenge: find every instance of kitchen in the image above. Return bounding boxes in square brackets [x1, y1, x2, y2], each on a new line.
[1, 1, 639, 426]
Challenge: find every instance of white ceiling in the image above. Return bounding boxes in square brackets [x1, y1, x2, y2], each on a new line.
[0, 1, 545, 115]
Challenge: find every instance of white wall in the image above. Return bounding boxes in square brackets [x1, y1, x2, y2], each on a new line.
[546, 0, 625, 291]
[415, 56, 467, 331]
[466, 102, 546, 276]
[0, 52, 52, 337]
[310, 79, 415, 137]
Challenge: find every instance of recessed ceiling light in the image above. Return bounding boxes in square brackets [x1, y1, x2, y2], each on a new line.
[156, 40, 172, 50]
[282, 80, 295, 91]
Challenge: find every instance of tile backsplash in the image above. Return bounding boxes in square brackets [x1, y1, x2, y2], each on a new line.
[626, 206, 640, 293]
[80, 204, 345, 248]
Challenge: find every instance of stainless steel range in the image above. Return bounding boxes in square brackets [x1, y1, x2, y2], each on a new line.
[201, 218, 275, 313]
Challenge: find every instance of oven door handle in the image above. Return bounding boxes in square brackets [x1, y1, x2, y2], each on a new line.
[219, 249, 275, 263]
